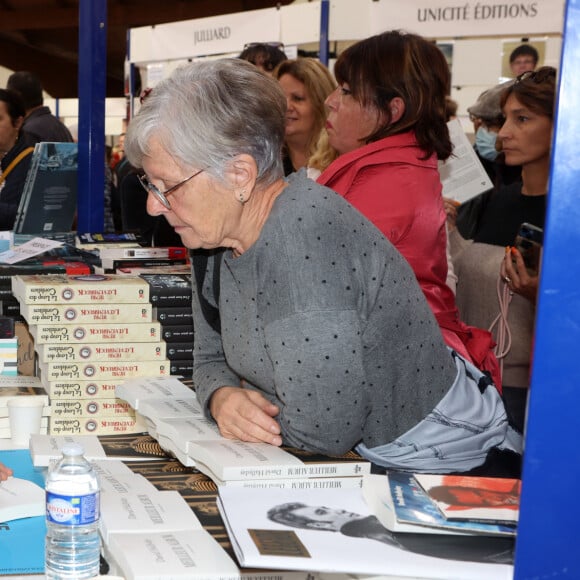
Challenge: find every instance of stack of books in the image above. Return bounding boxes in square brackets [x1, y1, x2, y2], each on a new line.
[11, 273, 175, 435]
[139, 273, 194, 378]
[116, 376, 371, 490]
[363, 472, 519, 537]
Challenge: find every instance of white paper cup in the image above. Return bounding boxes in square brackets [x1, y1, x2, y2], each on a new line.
[7, 398, 45, 445]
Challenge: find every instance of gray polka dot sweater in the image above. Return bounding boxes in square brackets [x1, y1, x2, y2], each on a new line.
[192, 171, 456, 456]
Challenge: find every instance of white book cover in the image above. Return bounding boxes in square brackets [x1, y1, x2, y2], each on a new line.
[105, 529, 240, 580]
[218, 486, 514, 580]
[137, 396, 203, 423]
[29, 434, 107, 466]
[115, 376, 194, 410]
[188, 439, 370, 482]
[91, 458, 144, 478]
[0, 375, 43, 389]
[0, 477, 45, 522]
[438, 118, 493, 204]
[99, 489, 202, 542]
[99, 472, 157, 496]
[154, 415, 220, 454]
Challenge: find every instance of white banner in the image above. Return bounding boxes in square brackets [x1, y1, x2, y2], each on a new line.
[370, 0, 565, 37]
[130, 8, 281, 64]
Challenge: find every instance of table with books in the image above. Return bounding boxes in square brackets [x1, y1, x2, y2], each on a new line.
[2, 374, 519, 580]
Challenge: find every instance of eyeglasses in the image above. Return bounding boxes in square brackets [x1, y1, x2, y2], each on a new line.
[515, 68, 556, 84]
[243, 42, 285, 50]
[138, 169, 204, 209]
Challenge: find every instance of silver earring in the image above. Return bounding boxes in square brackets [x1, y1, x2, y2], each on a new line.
[238, 189, 247, 204]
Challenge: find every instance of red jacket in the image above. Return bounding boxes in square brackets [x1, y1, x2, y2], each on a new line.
[318, 132, 501, 390]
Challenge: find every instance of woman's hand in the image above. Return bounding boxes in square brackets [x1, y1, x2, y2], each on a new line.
[443, 197, 460, 231]
[209, 386, 282, 446]
[501, 246, 539, 303]
[0, 462, 13, 481]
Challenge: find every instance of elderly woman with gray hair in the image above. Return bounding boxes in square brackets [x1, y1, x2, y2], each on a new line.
[125, 58, 521, 476]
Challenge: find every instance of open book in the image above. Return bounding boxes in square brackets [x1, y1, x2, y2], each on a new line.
[217, 484, 515, 579]
[0, 477, 45, 522]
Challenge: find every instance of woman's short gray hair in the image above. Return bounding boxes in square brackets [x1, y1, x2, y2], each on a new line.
[125, 59, 286, 186]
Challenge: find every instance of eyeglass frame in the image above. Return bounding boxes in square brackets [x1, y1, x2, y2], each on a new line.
[138, 169, 204, 209]
[243, 42, 285, 50]
[515, 68, 556, 84]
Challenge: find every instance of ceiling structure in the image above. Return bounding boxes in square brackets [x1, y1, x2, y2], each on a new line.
[0, 0, 294, 98]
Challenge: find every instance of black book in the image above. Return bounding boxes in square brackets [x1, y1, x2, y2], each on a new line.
[164, 342, 194, 361]
[153, 306, 193, 325]
[162, 324, 194, 343]
[169, 359, 194, 377]
[0, 299, 21, 319]
[13, 142, 78, 234]
[139, 273, 192, 307]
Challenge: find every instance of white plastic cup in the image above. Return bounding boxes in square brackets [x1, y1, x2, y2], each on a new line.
[7, 398, 45, 445]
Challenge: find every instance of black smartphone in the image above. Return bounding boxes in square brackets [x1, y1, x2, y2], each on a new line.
[514, 222, 543, 276]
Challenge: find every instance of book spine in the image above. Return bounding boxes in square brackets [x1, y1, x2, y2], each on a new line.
[48, 415, 148, 435]
[169, 359, 193, 377]
[42, 379, 120, 399]
[37, 342, 167, 363]
[165, 342, 194, 360]
[21, 303, 153, 325]
[50, 398, 136, 418]
[99, 258, 189, 272]
[99, 246, 187, 261]
[76, 232, 145, 246]
[162, 325, 194, 342]
[12, 274, 150, 305]
[220, 477, 364, 490]
[222, 461, 371, 480]
[39, 360, 171, 381]
[31, 322, 162, 344]
[153, 306, 193, 325]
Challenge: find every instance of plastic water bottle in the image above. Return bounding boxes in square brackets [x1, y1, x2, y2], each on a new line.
[45, 442, 101, 579]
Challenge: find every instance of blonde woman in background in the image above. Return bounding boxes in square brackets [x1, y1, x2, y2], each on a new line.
[274, 58, 336, 175]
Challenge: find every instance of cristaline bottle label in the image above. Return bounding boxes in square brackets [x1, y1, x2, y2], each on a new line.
[46, 491, 99, 525]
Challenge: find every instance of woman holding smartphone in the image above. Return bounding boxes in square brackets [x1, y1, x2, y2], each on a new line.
[450, 66, 557, 432]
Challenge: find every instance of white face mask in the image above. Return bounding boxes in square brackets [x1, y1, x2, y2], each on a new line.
[475, 126, 499, 161]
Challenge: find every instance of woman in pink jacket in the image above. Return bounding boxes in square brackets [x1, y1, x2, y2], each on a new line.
[317, 30, 501, 390]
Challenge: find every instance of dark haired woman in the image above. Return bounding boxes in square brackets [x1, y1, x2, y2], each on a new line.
[316, 30, 501, 390]
[0, 88, 35, 230]
[451, 67, 557, 431]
